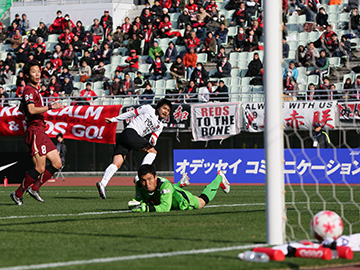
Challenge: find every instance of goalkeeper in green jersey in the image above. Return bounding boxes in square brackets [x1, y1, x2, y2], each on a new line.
[128, 164, 230, 212]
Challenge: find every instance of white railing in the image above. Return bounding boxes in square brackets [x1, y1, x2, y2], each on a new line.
[12, 0, 116, 6]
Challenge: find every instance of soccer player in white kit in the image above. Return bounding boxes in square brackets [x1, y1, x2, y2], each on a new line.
[96, 99, 172, 199]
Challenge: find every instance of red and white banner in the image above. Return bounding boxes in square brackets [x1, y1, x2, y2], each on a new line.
[243, 101, 337, 132]
[0, 105, 122, 144]
[338, 102, 360, 127]
[191, 102, 241, 141]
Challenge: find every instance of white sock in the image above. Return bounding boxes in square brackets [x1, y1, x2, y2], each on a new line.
[142, 152, 157, 165]
[101, 164, 118, 187]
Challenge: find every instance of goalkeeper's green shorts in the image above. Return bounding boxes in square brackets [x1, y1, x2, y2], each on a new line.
[174, 187, 200, 210]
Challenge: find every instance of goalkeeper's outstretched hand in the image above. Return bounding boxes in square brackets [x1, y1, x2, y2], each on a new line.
[128, 199, 148, 212]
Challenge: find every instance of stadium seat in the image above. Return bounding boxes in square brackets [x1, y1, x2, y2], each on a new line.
[229, 52, 239, 62]
[287, 15, 298, 24]
[343, 73, 354, 84]
[297, 84, 307, 97]
[111, 55, 122, 65]
[328, 4, 339, 14]
[113, 97, 123, 105]
[227, 26, 238, 37]
[155, 87, 166, 99]
[241, 77, 251, 86]
[230, 86, 240, 102]
[93, 99, 102, 105]
[288, 50, 296, 60]
[73, 82, 83, 90]
[103, 98, 113, 105]
[329, 57, 341, 68]
[252, 85, 264, 93]
[94, 81, 103, 90]
[221, 77, 231, 85]
[230, 77, 241, 86]
[122, 97, 134, 106]
[308, 31, 321, 41]
[298, 15, 306, 24]
[338, 13, 350, 23]
[197, 53, 208, 63]
[230, 69, 241, 78]
[288, 41, 298, 52]
[328, 14, 338, 24]
[307, 75, 319, 85]
[94, 89, 103, 97]
[47, 34, 59, 42]
[165, 79, 176, 89]
[242, 85, 252, 92]
[252, 93, 264, 102]
[170, 12, 180, 22]
[155, 80, 166, 89]
[287, 24, 299, 33]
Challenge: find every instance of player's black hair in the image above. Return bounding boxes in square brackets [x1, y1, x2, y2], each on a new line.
[23, 61, 41, 84]
[156, 98, 172, 110]
[138, 164, 157, 179]
[56, 133, 64, 139]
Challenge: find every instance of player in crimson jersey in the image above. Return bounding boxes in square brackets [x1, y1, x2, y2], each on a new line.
[10, 62, 64, 205]
[96, 99, 172, 199]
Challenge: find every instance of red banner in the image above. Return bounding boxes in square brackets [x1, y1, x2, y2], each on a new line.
[0, 105, 122, 144]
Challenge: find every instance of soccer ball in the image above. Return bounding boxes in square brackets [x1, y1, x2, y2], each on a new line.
[310, 210, 343, 242]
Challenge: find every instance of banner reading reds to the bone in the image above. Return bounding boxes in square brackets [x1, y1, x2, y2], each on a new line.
[0, 105, 122, 144]
[191, 102, 242, 141]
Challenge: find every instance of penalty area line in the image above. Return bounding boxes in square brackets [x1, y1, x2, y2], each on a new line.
[0, 243, 267, 270]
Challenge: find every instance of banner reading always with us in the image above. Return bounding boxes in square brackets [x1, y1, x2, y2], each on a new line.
[243, 101, 337, 132]
[191, 102, 241, 141]
[0, 105, 122, 144]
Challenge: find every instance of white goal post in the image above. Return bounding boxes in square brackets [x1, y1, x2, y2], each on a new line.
[264, 0, 286, 245]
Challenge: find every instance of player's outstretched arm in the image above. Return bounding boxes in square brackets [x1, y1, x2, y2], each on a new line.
[27, 102, 63, 115]
[110, 105, 153, 123]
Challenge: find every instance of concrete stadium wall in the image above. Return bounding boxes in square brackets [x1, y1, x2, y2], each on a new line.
[10, 1, 133, 30]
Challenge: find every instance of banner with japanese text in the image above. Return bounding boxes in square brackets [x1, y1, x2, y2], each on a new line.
[173, 149, 360, 184]
[0, 105, 122, 144]
[243, 101, 337, 132]
[191, 102, 241, 141]
[337, 102, 360, 127]
[122, 104, 190, 129]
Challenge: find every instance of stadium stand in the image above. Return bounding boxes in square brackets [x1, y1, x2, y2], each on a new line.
[0, 0, 360, 107]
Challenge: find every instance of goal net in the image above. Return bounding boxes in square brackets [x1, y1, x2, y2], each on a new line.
[284, 111, 360, 241]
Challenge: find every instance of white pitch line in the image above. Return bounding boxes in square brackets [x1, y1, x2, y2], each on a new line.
[0, 243, 267, 270]
[0, 210, 131, 220]
[0, 202, 342, 221]
[0, 203, 261, 221]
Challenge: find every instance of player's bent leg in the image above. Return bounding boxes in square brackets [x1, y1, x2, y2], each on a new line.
[133, 147, 158, 183]
[11, 167, 42, 205]
[197, 171, 230, 208]
[97, 154, 124, 199]
[173, 173, 190, 188]
[31, 150, 61, 193]
[141, 147, 157, 165]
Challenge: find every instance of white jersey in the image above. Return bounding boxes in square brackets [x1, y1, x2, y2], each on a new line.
[110, 105, 163, 145]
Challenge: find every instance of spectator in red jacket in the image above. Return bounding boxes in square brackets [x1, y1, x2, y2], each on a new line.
[80, 82, 98, 103]
[58, 28, 74, 50]
[123, 49, 139, 73]
[183, 47, 197, 80]
[51, 52, 63, 72]
[61, 14, 76, 32]
[49, 10, 64, 34]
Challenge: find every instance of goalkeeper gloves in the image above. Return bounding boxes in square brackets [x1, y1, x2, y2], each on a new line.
[128, 199, 148, 212]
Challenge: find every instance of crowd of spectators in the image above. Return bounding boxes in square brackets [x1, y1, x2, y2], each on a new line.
[1, 0, 360, 106]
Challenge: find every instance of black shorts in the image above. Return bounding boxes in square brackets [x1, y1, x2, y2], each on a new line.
[114, 128, 151, 157]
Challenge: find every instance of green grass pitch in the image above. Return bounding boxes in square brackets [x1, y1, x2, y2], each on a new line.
[0, 185, 359, 269]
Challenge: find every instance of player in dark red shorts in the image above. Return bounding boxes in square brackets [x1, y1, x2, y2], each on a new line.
[10, 62, 64, 205]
